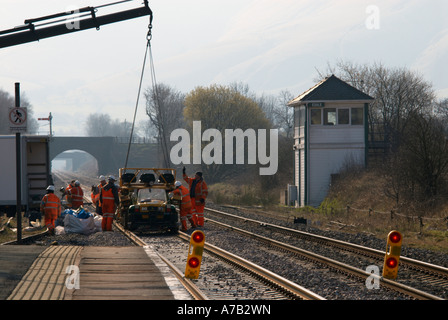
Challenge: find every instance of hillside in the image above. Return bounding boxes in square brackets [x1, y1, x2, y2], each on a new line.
[300, 169, 448, 253]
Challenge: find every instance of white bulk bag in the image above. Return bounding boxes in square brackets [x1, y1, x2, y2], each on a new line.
[64, 214, 96, 235]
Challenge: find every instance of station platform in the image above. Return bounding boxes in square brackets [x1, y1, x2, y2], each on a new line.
[0, 245, 192, 300]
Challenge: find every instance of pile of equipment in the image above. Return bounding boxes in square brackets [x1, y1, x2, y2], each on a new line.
[55, 207, 102, 235]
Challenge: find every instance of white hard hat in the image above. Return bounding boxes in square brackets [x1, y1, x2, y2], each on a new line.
[109, 175, 116, 181]
[175, 181, 182, 187]
[46, 185, 55, 191]
[99, 175, 106, 181]
[75, 180, 80, 186]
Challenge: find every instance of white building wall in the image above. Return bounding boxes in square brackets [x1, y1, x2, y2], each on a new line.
[307, 104, 366, 206]
[294, 125, 306, 207]
[310, 126, 365, 144]
[309, 147, 364, 207]
[293, 101, 368, 207]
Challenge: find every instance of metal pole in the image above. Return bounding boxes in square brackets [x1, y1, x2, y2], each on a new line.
[49, 112, 53, 138]
[15, 82, 22, 244]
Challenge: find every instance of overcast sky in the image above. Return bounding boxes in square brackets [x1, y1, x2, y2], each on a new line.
[1, 0, 447, 136]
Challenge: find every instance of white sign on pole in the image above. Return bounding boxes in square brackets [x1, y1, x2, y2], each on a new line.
[9, 107, 27, 133]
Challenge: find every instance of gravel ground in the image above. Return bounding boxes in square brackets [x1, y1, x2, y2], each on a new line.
[35, 225, 135, 247]
[196, 223, 412, 300]
[205, 203, 448, 299]
[28, 204, 447, 300]
[206, 204, 448, 268]
[142, 233, 292, 300]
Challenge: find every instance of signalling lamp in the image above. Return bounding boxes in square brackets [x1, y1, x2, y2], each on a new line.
[185, 230, 205, 279]
[382, 230, 402, 280]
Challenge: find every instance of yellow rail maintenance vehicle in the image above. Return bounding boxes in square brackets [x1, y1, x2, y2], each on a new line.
[116, 168, 179, 233]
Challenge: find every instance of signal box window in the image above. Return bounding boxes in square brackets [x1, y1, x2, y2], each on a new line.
[351, 108, 364, 125]
[324, 108, 336, 125]
[311, 109, 321, 125]
[338, 109, 350, 125]
[295, 106, 306, 127]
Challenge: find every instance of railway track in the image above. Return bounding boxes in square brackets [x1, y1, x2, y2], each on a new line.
[113, 222, 208, 300]
[118, 222, 325, 300]
[3, 171, 99, 245]
[52, 171, 327, 299]
[204, 207, 447, 300]
[14, 170, 444, 300]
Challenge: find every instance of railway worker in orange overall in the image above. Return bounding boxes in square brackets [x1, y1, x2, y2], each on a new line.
[100, 175, 119, 231]
[40, 185, 61, 235]
[91, 184, 99, 208]
[172, 181, 197, 231]
[95, 175, 107, 215]
[64, 180, 75, 208]
[70, 180, 84, 209]
[183, 167, 208, 227]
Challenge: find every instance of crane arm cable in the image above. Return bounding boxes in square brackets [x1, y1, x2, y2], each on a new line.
[148, 36, 170, 168]
[124, 18, 152, 170]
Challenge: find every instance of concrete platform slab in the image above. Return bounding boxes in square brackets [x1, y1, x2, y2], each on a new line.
[0, 245, 47, 300]
[7, 245, 81, 300]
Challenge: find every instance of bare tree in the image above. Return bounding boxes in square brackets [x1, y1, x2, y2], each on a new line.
[231, 82, 294, 139]
[317, 61, 436, 152]
[144, 83, 185, 168]
[274, 90, 295, 139]
[434, 98, 448, 125]
[85, 113, 134, 138]
[184, 84, 271, 182]
[318, 61, 448, 211]
[254, 93, 277, 128]
[137, 119, 157, 143]
[401, 112, 448, 199]
[85, 113, 113, 136]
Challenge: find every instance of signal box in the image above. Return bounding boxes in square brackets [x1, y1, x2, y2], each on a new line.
[382, 230, 402, 280]
[185, 230, 205, 279]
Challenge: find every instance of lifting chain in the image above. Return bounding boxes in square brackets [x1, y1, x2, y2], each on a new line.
[147, 23, 152, 42]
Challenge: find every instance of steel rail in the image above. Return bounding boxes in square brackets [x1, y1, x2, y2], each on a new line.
[1, 229, 48, 245]
[52, 171, 210, 300]
[205, 207, 448, 278]
[113, 222, 208, 300]
[206, 216, 444, 300]
[178, 231, 326, 300]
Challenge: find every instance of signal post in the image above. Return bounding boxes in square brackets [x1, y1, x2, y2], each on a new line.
[382, 230, 402, 280]
[185, 230, 205, 279]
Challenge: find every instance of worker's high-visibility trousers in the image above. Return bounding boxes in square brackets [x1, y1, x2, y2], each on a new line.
[180, 206, 196, 231]
[102, 213, 113, 231]
[45, 215, 57, 234]
[191, 197, 204, 227]
[101, 199, 115, 231]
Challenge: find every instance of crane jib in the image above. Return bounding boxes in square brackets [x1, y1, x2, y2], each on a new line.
[0, 2, 153, 49]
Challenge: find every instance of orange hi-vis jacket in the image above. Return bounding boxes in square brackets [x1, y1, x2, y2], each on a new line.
[97, 183, 105, 208]
[183, 174, 208, 205]
[173, 185, 192, 210]
[91, 191, 99, 205]
[101, 185, 118, 218]
[65, 185, 73, 206]
[70, 186, 84, 208]
[40, 193, 61, 219]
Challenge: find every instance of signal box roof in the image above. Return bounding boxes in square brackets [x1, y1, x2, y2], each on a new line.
[288, 74, 374, 106]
